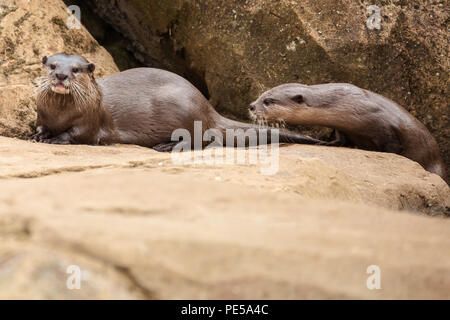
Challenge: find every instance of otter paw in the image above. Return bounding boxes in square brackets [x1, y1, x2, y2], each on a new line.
[28, 132, 51, 142]
[41, 138, 70, 145]
[318, 140, 345, 147]
[153, 142, 180, 152]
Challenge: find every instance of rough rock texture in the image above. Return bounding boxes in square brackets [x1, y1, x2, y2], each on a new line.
[0, 137, 449, 299]
[0, 0, 119, 139]
[85, 0, 450, 172]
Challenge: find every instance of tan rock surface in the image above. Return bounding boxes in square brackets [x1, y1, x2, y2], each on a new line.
[0, 137, 449, 299]
[0, 0, 119, 139]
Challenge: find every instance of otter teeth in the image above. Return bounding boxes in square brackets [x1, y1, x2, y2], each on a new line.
[51, 84, 70, 94]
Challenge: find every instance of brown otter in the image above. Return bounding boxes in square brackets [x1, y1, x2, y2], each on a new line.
[249, 83, 446, 180]
[30, 53, 329, 150]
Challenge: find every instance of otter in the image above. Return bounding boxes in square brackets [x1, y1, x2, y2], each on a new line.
[249, 83, 446, 180]
[30, 53, 330, 150]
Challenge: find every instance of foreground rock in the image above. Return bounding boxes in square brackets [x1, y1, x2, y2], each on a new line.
[0, 0, 118, 139]
[85, 0, 450, 173]
[0, 137, 449, 299]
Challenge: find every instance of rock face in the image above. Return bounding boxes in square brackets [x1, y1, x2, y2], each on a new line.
[0, 0, 119, 139]
[0, 137, 449, 299]
[84, 0, 450, 173]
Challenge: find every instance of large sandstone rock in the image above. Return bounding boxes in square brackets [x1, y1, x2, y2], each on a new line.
[0, 0, 119, 139]
[84, 0, 450, 172]
[0, 137, 448, 215]
[0, 137, 449, 299]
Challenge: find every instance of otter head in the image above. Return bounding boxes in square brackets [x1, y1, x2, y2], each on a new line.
[40, 53, 96, 95]
[249, 84, 314, 125]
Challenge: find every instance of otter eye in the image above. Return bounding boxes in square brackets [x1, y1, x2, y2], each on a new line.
[263, 99, 274, 106]
[291, 95, 304, 104]
[72, 68, 79, 73]
[50, 64, 56, 70]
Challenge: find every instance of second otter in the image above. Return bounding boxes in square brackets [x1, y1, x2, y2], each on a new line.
[31, 53, 328, 150]
[249, 83, 446, 179]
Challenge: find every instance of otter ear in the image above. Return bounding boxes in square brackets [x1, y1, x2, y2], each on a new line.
[42, 56, 48, 65]
[291, 95, 304, 104]
[87, 63, 95, 73]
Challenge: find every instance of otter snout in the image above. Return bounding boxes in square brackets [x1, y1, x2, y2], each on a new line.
[248, 101, 265, 121]
[56, 73, 68, 81]
[248, 102, 256, 119]
[249, 101, 265, 112]
[51, 74, 70, 95]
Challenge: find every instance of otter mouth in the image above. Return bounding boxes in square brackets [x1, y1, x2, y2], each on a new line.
[250, 111, 284, 128]
[249, 109, 266, 122]
[51, 83, 70, 95]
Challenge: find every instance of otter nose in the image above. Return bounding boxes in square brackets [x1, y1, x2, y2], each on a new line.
[56, 73, 68, 81]
[249, 104, 256, 112]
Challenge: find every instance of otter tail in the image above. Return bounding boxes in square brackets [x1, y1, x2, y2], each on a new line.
[152, 116, 328, 152]
[426, 160, 447, 183]
[215, 117, 326, 146]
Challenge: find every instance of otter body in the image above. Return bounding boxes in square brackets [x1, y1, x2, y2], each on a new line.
[250, 83, 446, 179]
[98, 68, 233, 147]
[31, 54, 327, 150]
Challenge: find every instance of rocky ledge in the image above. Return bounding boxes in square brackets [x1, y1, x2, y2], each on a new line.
[0, 137, 448, 299]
